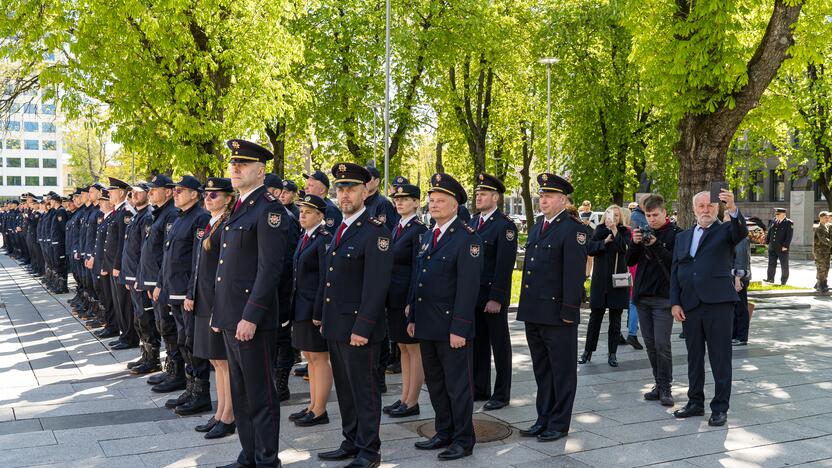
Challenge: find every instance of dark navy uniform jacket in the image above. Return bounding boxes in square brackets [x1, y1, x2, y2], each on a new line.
[408, 217, 483, 341]
[69, 205, 87, 259]
[62, 209, 76, 260]
[670, 211, 748, 311]
[284, 202, 299, 220]
[323, 198, 343, 231]
[138, 199, 178, 291]
[291, 225, 331, 322]
[50, 207, 68, 261]
[320, 210, 393, 343]
[212, 186, 291, 331]
[469, 209, 518, 307]
[766, 217, 793, 248]
[121, 205, 150, 287]
[93, 211, 111, 277]
[365, 191, 398, 231]
[516, 210, 588, 326]
[187, 217, 223, 318]
[276, 213, 300, 324]
[387, 215, 427, 311]
[38, 209, 52, 259]
[83, 203, 100, 260]
[160, 203, 210, 304]
[105, 202, 134, 280]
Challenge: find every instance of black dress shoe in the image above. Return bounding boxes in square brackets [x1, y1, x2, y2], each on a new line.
[293, 364, 308, 377]
[708, 412, 727, 426]
[482, 400, 508, 411]
[437, 443, 472, 460]
[288, 408, 308, 421]
[578, 351, 592, 364]
[95, 328, 119, 339]
[205, 421, 236, 439]
[414, 434, 452, 450]
[108, 339, 122, 347]
[627, 335, 644, 350]
[607, 353, 619, 367]
[295, 410, 329, 427]
[618, 333, 627, 345]
[382, 400, 401, 415]
[195, 417, 218, 432]
[344, 456, 381, 468]
[317, 447, 358, 461]
[389, 403, 420, 418]
[673, 403, 705, 418]
[537, 430, 568, 442]
[111, 341, 138, 350]
[519, 423, 545, 437]
[732, 339, 747, 346]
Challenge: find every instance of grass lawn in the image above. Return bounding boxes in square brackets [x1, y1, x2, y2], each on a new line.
[510, 270, 590, 305]
[747, 281, 807, 291]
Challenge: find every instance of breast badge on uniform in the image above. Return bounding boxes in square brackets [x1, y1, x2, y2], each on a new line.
[57, 216, 62, 221]
[145, 225, 151, 236]
[378, 237, 390, 251]
[506, 230, 515, 241]
[378, 214, 386, 223]
[577, 232, 587, 245]
[267, 212, 282, 228]
[326, 218, 334, 227]
[165, 222, 173, 233]
[196, 228, 205, 239]
[470, 244, 481, 257]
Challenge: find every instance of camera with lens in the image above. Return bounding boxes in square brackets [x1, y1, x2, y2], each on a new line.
[640, 224, 655, 244]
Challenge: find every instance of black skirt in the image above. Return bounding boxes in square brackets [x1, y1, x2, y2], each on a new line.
[292, 320, 327, 352]
[194, 315, 227, 360]
[387, 307, 418, 344]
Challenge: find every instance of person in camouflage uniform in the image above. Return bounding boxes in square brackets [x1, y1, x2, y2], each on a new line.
[814, 211, 832, 293]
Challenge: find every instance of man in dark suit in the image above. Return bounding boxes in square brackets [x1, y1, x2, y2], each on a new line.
[670, 189, 747, 427]
[317, 162, 393, 468]
[408, 173, 483, 461]
[516, 173, 588, 443]
[104, 178, 139, 351]
[765, 207, 793, 285]
[212, 139, 290, 468]
[304, 170, 343, 230]
[469, 173, 517, 411]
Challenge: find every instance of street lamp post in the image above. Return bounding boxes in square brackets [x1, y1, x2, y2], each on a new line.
[383, 0, 391, 196]
[538, 57, 558, 172]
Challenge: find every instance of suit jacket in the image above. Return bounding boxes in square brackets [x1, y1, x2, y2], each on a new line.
[121, 205, 150, 286]
[408, 217, 483, 341]
[160, 203, 210, 304]
[766, 218, 793, 248]
[188, 217, 223, 318]
[387, 216, 427, 310]
[516, 210, 589, 326]
[276, 213, 300, 324]
[138, 199, 178, 291]
[93, 211, 111, 276]
[291, 225, 331, 322]
[670, 211, 749, 311]
[212, 186, 291, 330]
[320, 210, 393, 342]
[469, 209, 518, 307]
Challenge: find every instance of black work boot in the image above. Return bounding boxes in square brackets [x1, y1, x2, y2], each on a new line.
[146, 355, 172, 384]
[133, 345, 162, 375]
[175, 379, 213, 416]
[152, 358, 186, 393]
[275, 368, 290, 402]
[165, 375, 194, 408]
[127, 345, 147, 370]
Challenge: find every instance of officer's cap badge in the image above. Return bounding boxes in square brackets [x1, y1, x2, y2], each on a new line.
[231, 141, 240, 150]
[207, 180, 214, 188]
[470, 244, 481, 257]
[338, 164, 347, 174]
[435, 174, 442, 182]
[305, 196, 311, 202]
[268, 212, 282, 228]
[479, 174, 484, 181]
[397, 187, 403, 193]
[506, 230, 515, 242]
[378, 237, 390, 251]
[576, 232, 586, 245]
[541, 174, 549, 182]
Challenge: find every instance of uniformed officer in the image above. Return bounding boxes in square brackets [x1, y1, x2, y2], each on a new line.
[406, 173, 482, 461]
[70, 188, 92, 318]
[814, 211, 831, 293]
[47, 192, 69, 293]
[766, 207, 793, 285]
[280, 179, 300, 219]
[516, 173, 588, 443]
[27, 196, 44, 277]
[124, 183, 162, 375]
[93, 190, 119, 339]
[212, 139, 290, 468]
[82, 183, 105, 327]
[469, 173, 518, 410]
[389, 175, 409, 196]
[364, 166, 398, 231]
[139, 175, 183, 392]
[38, 195, 54, 290]
[160, 175, 212, 415]
[105, 177, 139, 350]
[315, 162, 393, 468]
[304, 169, 342, 230]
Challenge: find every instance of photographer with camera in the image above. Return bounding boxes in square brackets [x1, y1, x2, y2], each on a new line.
[625, 194, 681, 406]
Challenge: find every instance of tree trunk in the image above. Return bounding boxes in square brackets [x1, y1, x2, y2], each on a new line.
[520, 121, 536, 233]
[449, 55, 493, 187]
[265, 120, 287, 178]
[674, 0, 802, 228]
[435, 141, 445, 173]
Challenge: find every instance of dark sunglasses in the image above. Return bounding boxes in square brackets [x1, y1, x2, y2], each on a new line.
[205, 192, 226, 199]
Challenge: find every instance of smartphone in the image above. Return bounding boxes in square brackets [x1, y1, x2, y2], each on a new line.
[710, 181, 729, 203]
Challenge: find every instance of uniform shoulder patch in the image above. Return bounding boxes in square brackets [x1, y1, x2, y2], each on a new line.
[506, 229, 515, 242]
[264, 192, 277, 202]
[369, 217, 384, 226]
[470, 243, 481, 257]
[576, 231, 587, 245]
[463, 224, 476, 234]
[378, 237, 390, 251]
[267, 212, 282, 228]
[319, 229, 330, 236]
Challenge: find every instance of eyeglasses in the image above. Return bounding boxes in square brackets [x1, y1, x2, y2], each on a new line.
[173, 188, 190, 195]
[206, 192, 222, 199]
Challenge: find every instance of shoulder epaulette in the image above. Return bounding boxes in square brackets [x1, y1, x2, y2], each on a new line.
[264, 192, 277, 202]
[369, 217, 383, 226]
[463, 224, 476, 234]
[413, 217, 425, 226]
[320, 229, 330, 236]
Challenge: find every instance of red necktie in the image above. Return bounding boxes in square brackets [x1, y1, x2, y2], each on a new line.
[432, 228, 441, 248]
[478, 217, 485, 230]
[300, 233, 309, 251]
[542, 220, 550, 233]
[233, 198, 242, 213]
[395, 224, 403, 239]
[336, 222, 347, 246]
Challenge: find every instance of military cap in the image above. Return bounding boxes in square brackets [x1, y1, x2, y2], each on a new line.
[80, 186, 90, 193]
[774, 207, 787, 214]
[391, 183, 421, 199]
[89, 182, 107, 191]
[48, 192, 62, 202]
[98, 189, 110, 201]
[131, 181, 150, 192]
[820, 211, 829, 217]
[475, 173, 506, 193]
[107, 177, 131, 190]
[331, 162, 371, 187]
[392, 175, 410, 187]
[297, 194, 328, 214]
[282, 179, 298, 192]
[303, 170, 330, 189]
[203, 177, 233, 192]
[366, 165, 381, 179]
[146, 174, 174, 188]
[227, 139, 273, 163]
[299, 189, 306, 198]
[32, 196, 42, 203]
[264, 173, 283, 189]
[72, 187, 83, 196]
[173, 175, 203, 192]
[428, 173, 467, 204]
[537, 173, 573, 195]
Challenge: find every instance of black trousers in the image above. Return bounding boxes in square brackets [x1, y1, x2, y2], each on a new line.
[584, 307, 623, 354]
[472, 305, 512, 403]
[767, 247, 789, 284]
[95, 275, 116, 328]
[172, 304, 210, 380]
[525, 322, 577, 433]
[682, 302, 734, 412]
[732, 287, 750, 342]
[111, 276, 138, 344]
[636, 297, 674, 389]
[224, 328, 281, 468]
[273, 322, 294, 371]
[328, 339, 382, 461]
[420, 339, 475, 450]
[153, 300, 179, 360]
[130, 288, 159, 347]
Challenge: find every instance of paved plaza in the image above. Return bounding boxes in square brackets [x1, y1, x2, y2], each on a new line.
[0, 254, 831, 467]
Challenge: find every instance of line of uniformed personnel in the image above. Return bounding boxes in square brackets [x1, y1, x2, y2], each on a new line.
[0, 139, 589, 468]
